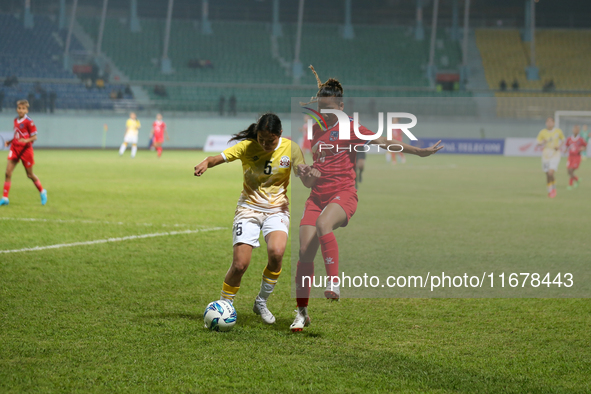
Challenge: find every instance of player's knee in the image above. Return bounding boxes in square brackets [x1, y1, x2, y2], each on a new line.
[315, 217, 332, 237]
[230, 259, 249, 275]
[26, 172, 35, 180]
[267, 246, 285, 263]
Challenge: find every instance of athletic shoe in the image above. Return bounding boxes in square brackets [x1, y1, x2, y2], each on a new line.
[549, 189, 557, 198]
[567, 186, 573, 191]
[324, 281, 340, 300]
[252, 296, 276, 324]
[0, 197, 8, 206]
[40, 189, 47, 205]
[290, 308, 311, 332]
[574, 180, 580, 188]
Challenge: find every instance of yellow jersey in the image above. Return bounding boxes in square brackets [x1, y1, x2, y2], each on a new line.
[125, 118, 141, 138]
[222, 137, 305, 214]
[537, 128, 564, 160]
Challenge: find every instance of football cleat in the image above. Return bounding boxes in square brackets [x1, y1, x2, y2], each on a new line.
[253, 296, 276, 324]
[567, 186, 573, 191]
[290, 308, 311, 332]
[40, 189, 47, 205]
[549, 189, 557, 198]
[324, 281, 340, 300]
[0, 197, 8, 206]
[574, 180, 580, 188]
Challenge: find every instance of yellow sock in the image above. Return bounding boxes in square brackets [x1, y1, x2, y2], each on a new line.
[259, 267, 281, 300]
[221, 282, 239, 303]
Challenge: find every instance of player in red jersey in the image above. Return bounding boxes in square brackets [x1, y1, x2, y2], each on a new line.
[150, 114, 169, 158]
[565, 125, 587, 190]
[291, 66, 442, 332]
[1, 100, 47, 207]
[386, 121, 406, 165]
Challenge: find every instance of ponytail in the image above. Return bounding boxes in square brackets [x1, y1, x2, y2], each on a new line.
[229, 113, 282, 142]
[230, 123, 257, 142]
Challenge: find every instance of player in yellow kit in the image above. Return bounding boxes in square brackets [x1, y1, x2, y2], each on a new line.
[119, 112, 141, 158]
[194, 113, 319, 325]
[536, 117, 564, 198]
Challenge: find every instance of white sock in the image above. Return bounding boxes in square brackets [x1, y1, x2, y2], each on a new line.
[119, 143, 127, 155]
[258, 281, 276, 301]
[131, 145, 137, 158]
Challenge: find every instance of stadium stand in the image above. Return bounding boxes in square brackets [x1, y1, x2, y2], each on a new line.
[78, 18, 467, 112]
[476, 29, 591, 117]
[0, 14, 131, 111]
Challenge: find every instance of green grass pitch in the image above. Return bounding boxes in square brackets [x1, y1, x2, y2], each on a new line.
[1, 150, 590, 392]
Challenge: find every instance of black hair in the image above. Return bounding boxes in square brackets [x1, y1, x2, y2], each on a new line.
[301, 65, 344, 105]
[229, 112, 282, 142]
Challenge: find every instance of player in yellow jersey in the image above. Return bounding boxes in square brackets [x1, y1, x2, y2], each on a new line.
[536, 117, 564, 198]
[119, 112, 141, 158]
[194, 113, 319, 325]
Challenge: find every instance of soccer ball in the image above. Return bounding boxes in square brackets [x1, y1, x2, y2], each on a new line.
[203, 300, 237, 332]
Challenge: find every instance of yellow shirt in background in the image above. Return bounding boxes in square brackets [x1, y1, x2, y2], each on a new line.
[537, 128, 564, 160]
[125, 119, 141, 138]
[222, 137, 305, 214]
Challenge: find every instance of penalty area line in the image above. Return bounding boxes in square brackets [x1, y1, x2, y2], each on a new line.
[0, 227, 227, 254]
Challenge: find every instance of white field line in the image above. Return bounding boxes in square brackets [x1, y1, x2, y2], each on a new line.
[0, 227, 227, 254]
[0, 217, 203, 228]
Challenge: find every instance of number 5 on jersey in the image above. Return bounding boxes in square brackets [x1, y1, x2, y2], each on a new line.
[264, 160, 272, 175]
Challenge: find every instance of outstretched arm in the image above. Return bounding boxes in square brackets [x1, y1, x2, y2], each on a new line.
[194, 154, 225, 176]
[370, 136, 443, 157]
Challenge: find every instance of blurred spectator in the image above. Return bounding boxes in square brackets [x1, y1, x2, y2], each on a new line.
[218, 95, 225, 116]
[96, 79, 105, 89]
[154, 85, 168, 97]
[3, 75, 18, 87]
[49, 91, 56, 113]
[499, 79, 507, 91]
[124, 84, 133, 97]
[117, 89, 123, 99]
[103, 63, 111, 83]
[110, 89, 118, 100]
[511, 79, 519, 90]
[85, 79, 93, 90]
[543, 79, 556, 92]
[229, 95, 237, 116]
[188, 59, 214, 69]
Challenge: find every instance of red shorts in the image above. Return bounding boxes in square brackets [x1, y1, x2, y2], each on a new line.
[567, 156, 581, 169]
[7, 146, 35, 168]
[300, 189, 358, 227]
[153, 138, 164, 144]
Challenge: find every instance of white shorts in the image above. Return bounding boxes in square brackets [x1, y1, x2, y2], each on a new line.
[124, 134, 138, 145]
[232, 206, 289, 248]
[542, 155, 560, 172]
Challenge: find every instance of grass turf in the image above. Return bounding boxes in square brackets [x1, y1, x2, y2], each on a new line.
[1, 150, 590, 393]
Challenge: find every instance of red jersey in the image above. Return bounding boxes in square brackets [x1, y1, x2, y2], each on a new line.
[152, 120, 166, 140]
[391, 128, 403, 141]
[311, 118, 375, 195]
[12, 115, 37, 150]
[566, 135, 587, 157]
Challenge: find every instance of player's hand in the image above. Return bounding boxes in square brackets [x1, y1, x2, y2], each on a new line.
[418, 140, 444, 157]
[309, 168, 321, 178]
[4, 140, 10, 147]
[194, 161, 209, 176]
[298, 164, 312, 177]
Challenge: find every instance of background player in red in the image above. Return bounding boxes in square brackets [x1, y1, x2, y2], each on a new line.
[386, 120, 406, 165]
[565, 125, 587, 190]
[1, 100, 47, 206]
[291, 66, 442, 332]
[150, 113, 169, 158]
